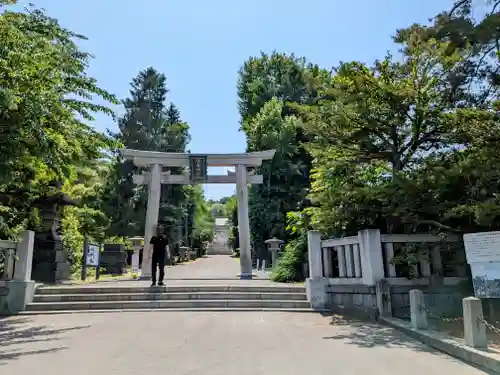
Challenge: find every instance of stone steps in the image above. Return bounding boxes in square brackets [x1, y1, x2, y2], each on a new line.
[26, 284, 312, 313]
[33, 292, 307, 302]
[20, 307, 324, 315]
[35, 285, 305, 294]
[205, 246, 233, 255]
[26, 299, 311, 311]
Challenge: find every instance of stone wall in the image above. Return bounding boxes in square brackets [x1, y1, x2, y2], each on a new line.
[326, 282, 471, 320]
[327, 285, 378, 319]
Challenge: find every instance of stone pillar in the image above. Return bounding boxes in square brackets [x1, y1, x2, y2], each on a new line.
[410, 289, 428, 329]
[142, 163, 162, 279]
[463, 297, 487, 348]
[14, 230, 34, 281]
[235, 164, 252, 279]
[357, 229, 384, 285]
[6, 230, 36, 313]
[306, 230, 328, 310]
[307, 231, 323, 278]
[270, 249, 278, 268]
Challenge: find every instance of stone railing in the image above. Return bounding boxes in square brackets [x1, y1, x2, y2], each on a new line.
[0, 240, 17, 281]
[306, 229, 469, 318]
[0, 231, 34, 283]
[408, 290, 494, 349]
[0, 231, 36, 314]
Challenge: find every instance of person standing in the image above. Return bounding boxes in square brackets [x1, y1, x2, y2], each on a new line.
[149, 233, 168, 286]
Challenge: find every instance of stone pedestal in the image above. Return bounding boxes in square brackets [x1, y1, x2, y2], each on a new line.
[101, 244, 127, 275]
[32, 238, 71, 283]
[0, 280, 36, 314]
[305, 277, 329, 310]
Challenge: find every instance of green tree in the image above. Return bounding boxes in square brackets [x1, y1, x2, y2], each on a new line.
[237, 52, 324, 265]
[102, 68, 191, 242]
[0, 5, 118, 241]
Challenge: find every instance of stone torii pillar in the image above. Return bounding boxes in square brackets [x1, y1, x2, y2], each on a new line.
[235, 164, 252, 278]
[142, 163, 161, 279]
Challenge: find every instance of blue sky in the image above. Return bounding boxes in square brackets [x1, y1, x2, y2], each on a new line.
[14, 0, 454, 200]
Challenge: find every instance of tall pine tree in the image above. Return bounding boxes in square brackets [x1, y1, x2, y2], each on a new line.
[102, 67, 191, 242]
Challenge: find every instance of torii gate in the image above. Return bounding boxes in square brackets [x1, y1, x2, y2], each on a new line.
[120, 149, 276, 279]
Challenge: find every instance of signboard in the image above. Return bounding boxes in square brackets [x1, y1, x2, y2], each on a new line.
[86, 244, 100, 266]
[81, 238, 101, 281]
[189, 156, 208, 183]
[464, 231, 500, 298]
[463, 231, 500, 263]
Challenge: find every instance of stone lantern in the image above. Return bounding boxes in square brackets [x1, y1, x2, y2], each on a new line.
[31, 180, 77, 283]
[129, 236, 143, 279]
[265, 237, 284, 268]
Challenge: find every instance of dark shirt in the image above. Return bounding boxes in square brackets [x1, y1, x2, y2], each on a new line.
[150, 236, 168, 255]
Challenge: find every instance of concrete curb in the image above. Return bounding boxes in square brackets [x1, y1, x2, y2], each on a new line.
[380, 316, 500, 373]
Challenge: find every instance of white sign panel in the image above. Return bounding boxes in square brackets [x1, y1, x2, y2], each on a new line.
[463, 231, 500, 263]
[86, 244, 100, 266]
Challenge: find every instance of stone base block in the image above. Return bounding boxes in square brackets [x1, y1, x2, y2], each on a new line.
[0, 280, 36, 314]
[305, 277, 329, 310]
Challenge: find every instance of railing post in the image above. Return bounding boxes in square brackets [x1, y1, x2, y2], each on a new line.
[307, 230, 323, 278]
[463, 297, 487, 349]
[410, 289, 428, 329]
[13, 230, 34, 282]
[2, 230, 36, 314]
[306, 230, 328, 310]
[357, 229, 384, 285]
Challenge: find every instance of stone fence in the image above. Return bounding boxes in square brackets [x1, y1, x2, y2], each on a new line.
[409, 290, 490, 348]
[306, 229, 470, 318]
[0, 230, 36, 314]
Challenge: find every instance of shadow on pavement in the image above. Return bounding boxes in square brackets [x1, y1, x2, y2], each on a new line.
[0, 316, 89, 365]
[320, 312, 496, 372]
[322, 313, 438, 352]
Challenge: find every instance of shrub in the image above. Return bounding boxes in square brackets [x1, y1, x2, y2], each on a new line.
[271, 235, 306, 283]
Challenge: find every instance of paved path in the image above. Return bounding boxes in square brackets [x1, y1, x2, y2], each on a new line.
[163, 254, 270, 280]
[0, 311, 489, 374]
[68, 255, 278, 287]
[3, 256, 490, 373]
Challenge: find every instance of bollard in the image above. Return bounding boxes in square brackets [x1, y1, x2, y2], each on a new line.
[463, 297, 487, 349]
[410, 289, 428, 330]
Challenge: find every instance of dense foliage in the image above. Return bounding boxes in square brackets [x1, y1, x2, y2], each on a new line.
[237, 0, 500, 282]
[0, 3, 214, 276]
[2, 0, 500, 284]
